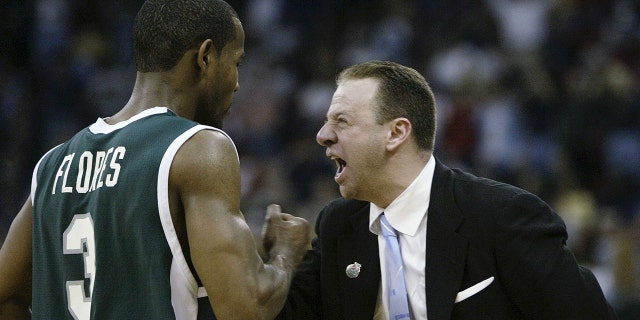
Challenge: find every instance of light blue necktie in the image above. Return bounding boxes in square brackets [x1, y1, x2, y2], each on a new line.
[380, 214, 411, 320]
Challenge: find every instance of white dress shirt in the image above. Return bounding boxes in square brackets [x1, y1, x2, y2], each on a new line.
[370, 155, 435, 320]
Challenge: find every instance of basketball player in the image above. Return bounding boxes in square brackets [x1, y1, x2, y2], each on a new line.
[0, 0, 310, 319]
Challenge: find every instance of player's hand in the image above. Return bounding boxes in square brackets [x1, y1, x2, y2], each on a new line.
[261, 204, 310, 266]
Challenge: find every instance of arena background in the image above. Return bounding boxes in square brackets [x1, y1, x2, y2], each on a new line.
[1, 0, 639, 317]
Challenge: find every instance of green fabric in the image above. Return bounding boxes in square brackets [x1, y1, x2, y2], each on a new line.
[32, 109, 198, 319]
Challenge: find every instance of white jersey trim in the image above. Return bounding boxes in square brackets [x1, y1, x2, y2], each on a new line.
[89, 107, 169, 134]
[157, 124, 239, 319]
[30, 144, 62, 206]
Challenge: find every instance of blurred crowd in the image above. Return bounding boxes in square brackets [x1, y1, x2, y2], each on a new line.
[1, 0, 639, 317]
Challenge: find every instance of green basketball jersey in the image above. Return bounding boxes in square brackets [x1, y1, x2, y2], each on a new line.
[31, 107, 231, 319]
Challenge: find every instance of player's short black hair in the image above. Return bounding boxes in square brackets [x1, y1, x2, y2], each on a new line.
[133, 0, 239, 72]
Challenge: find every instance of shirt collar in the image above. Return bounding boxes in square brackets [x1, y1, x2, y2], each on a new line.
[89, 107, 170, 134]
[369, 155, 435, 237]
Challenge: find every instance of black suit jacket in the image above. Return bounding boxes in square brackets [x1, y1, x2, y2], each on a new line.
[278, 158, 616, 320]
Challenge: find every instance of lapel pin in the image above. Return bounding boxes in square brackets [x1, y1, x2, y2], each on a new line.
[345, 262, 362, 278]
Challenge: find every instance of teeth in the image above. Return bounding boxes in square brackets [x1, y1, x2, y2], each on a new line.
[336, 159, 346, 173]
[329, 155, 346, 172]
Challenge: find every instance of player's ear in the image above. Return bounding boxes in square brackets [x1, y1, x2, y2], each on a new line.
[196, 39, 217, 71]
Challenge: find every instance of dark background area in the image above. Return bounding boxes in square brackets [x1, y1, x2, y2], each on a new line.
[1, 0, 639, 317]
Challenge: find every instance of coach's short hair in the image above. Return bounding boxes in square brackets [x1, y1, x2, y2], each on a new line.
[338, 60, 437, 151]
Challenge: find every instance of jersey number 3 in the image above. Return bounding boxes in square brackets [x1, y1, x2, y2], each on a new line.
[63, 214, 96, 320]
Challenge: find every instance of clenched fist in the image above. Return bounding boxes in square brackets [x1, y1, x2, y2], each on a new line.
[261, 204, 311, 267]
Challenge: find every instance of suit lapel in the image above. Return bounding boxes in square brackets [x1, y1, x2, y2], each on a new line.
[336, 204, 380, 319]
[425, 159, 468, 319]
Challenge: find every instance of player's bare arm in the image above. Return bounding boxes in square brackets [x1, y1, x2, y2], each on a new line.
[0, 199, 33, 319]
[171, 130, 310, 320]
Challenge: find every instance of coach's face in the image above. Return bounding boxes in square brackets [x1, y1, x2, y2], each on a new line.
[316, 78, 389, 202]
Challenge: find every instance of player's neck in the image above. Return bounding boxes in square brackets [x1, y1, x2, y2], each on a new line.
[108, 72, 186, 124]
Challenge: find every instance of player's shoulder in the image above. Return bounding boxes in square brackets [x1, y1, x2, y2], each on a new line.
[184, 127, 237, 156]
[172, 126, 239, 175]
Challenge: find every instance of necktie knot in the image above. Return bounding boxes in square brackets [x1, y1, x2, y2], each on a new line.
[380, 214, 398, 238]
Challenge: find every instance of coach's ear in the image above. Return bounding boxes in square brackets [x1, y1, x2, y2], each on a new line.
[386, 117, 411, 152]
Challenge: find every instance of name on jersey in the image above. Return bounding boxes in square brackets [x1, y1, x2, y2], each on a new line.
[52, 146, 126, 194]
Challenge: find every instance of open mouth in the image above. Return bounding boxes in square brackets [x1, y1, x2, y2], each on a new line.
[334, 157, 346, 178]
